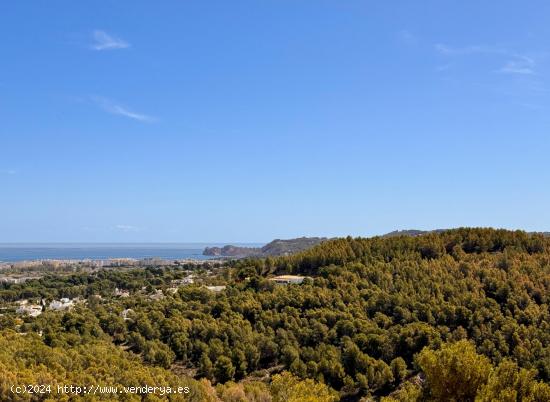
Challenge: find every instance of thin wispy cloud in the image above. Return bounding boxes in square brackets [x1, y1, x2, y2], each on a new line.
[434, 44, 507, 56]
[498, 56, 535, 75]
[91, 30, 130, 51]
[1, 169, 16, 175]
[114, 225, 141, 232]
[91, 96, 155, 122]
[435, 43, 539, 75]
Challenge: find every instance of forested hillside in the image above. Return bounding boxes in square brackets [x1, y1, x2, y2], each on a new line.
[1, 228, 550, 401]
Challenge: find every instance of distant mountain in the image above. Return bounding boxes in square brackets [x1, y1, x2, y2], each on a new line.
[261, 237, 327, 256]
[204, 231, 550, 257]
[203, 245, 262, 257]
[203, 237, 327, 257]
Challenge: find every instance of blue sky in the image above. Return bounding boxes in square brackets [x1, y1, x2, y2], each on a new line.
[1, 1, 549, 242]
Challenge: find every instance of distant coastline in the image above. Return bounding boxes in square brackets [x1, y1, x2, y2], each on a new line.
[3, 230, 548, 263]
[0, 243, 263, 263]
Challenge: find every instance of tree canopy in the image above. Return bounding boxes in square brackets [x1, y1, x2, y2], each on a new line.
[1, 228, 549, 400]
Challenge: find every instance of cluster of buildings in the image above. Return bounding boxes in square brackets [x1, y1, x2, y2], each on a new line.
[110, 274, 198, 300]
[171, 275, 195, 286]
[0, 276, 39, 284]
[16, 297, 79, 317]
[12, 272, 310, 320]
[166, 275, 196, 294]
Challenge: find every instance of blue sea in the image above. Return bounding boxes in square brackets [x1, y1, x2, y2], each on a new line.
[0, 243, 263, 262]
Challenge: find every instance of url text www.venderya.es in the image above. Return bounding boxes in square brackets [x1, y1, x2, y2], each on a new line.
[11, 384, 190, 396]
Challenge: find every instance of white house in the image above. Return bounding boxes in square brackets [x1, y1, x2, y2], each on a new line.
[16, 301, 42, 317]
[205, 285, 226, 292]
[114, 288, 130, 298]
[269, 275, 309, 285]
[149, 289, 165, 301]
[49, 298, 74, 311]
[121, 308, 134, 320]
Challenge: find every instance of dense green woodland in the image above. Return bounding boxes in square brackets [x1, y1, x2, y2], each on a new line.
[1, 228, 550, 401]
